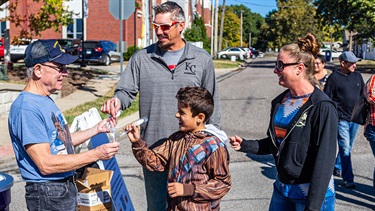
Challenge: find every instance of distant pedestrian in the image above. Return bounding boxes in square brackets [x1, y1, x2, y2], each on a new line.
[324, 51, 364, 189]
[363, 75, 375, 190]
[230, 33, 338, 210]
[8, 39, 120, 211]
[125, 86, 231, 210]
[314, 54, 332, 89]
[100, 1, 221, 210]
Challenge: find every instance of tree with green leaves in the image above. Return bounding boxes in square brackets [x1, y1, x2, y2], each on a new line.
[259, 0, 322, 51]
[218, 6, 241, 49]
[314, 0, 375, 49]
[2, 0, 74, 44]
[183, 15, 210, 52]
[229, 4, 264, 49]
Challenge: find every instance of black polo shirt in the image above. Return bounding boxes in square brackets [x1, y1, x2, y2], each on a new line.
[324, 69, 364, 121]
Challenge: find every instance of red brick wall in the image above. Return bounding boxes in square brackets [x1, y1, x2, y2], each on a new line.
[9, 0, 61, 41]
[86, 1, 119, 43]
[87, 0, 143, 48]
[8, 0, 211, 47]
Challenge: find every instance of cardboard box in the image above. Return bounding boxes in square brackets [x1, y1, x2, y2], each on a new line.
[76, 167, 113, 211]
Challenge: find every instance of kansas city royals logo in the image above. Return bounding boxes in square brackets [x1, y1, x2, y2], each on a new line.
[184, 62, 196, 75]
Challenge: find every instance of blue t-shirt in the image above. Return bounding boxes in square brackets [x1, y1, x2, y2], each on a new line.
[8, 92, 74, 182]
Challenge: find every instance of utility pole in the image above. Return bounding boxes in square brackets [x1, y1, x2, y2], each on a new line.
[119, 0, 123, 73]
[218, 0, 225, 53]
[330, 27, 333, 62]
[80, 0, 86, 67]
[210, 0, 214, 56]
[249, 32, 251, 48]
[240, 10, 243, 47]
[214, 0, 219, 58]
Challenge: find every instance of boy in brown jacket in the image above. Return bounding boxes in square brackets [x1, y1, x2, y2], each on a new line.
[125, 86, 231, 210]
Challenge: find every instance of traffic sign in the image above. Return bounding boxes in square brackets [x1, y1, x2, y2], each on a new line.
[109, 0, 135, 20]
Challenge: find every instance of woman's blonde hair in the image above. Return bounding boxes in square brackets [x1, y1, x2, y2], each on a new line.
[280, 33, 320, 85]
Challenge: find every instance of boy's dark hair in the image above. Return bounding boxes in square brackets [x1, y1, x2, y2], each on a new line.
[176, 86, 214, 122]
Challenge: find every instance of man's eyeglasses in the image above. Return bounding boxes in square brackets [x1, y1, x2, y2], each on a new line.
[41, 64, 66, 73]
[152, 21, 180, 31]
[274, 60, 308, 72]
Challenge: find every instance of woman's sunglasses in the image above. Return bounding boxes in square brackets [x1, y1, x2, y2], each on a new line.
[274, 60, 308, 72]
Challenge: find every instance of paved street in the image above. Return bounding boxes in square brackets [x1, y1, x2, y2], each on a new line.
[2, 57, 375, 210]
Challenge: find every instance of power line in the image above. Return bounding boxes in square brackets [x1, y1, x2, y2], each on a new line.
[223, 0, 275, 8]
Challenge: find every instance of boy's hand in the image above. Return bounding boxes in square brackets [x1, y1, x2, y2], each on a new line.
[125, 122, 141, 143]
[229, 135, 242, 151]
[168, 182, 184, 198]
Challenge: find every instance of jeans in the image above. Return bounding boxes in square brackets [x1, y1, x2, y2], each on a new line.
[336, 120, 359, 182]
[25, 181, 77, 211]
[269, 186, 335, 211]
[364, 124, 375, 189]
[143, 167, 168, 211]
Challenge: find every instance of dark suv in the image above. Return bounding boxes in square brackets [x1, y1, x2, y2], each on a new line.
[57, 39, 81, 55]
[77, 40, 121, 65]
[250, 47, 259, 57]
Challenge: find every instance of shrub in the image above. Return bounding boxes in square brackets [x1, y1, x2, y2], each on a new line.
[123, 46, 141, 61]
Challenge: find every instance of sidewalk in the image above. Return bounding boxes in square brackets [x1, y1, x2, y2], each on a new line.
[0, 63, 241, 161]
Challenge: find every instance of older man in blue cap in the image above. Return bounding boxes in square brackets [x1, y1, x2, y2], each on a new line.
[8, 39, 120, 211]
[324, 51, 364, 189]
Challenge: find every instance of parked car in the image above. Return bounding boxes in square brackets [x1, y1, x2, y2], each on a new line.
[319, 48, 342, 59]
[250, 47, 260, 58]
[77, 40, 121, 66]
[240, 47, 251, 59]
[217, 47, 247, 60]
[57, 38, 81, 55]
[0, 38, 4, 58]
[10, 39, 32, 63]
[257, 51, 264, 58]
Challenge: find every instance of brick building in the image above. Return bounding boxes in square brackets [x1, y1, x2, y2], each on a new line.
[1, 0, 212, 50]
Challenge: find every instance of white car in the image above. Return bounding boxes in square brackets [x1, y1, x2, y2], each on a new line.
[257, 51, 264, 58]
[217, 47, 247, 60]
[319, 48, 341, 59]
[10, 39, 33, 63]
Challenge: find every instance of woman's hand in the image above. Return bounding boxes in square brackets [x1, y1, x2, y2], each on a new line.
[229, 135, 243, 151]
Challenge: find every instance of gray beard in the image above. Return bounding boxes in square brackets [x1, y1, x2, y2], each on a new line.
[157, 40, 173, 50]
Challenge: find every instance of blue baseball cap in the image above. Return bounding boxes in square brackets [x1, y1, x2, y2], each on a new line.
[339, 51, 361, 63]
[24, 39, 78, 67]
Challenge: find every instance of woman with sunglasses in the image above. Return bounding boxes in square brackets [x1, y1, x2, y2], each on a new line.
[230, 33, 338, 211]
[314, 55, 332, 89]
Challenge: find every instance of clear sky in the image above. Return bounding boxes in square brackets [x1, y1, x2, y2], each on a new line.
[221, 0, 277, 17]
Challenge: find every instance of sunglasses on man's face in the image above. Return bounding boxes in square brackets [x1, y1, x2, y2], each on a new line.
[152, 21, 180, 31]
[41, 63, 67, 73]
[275, 60, 307, 72]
